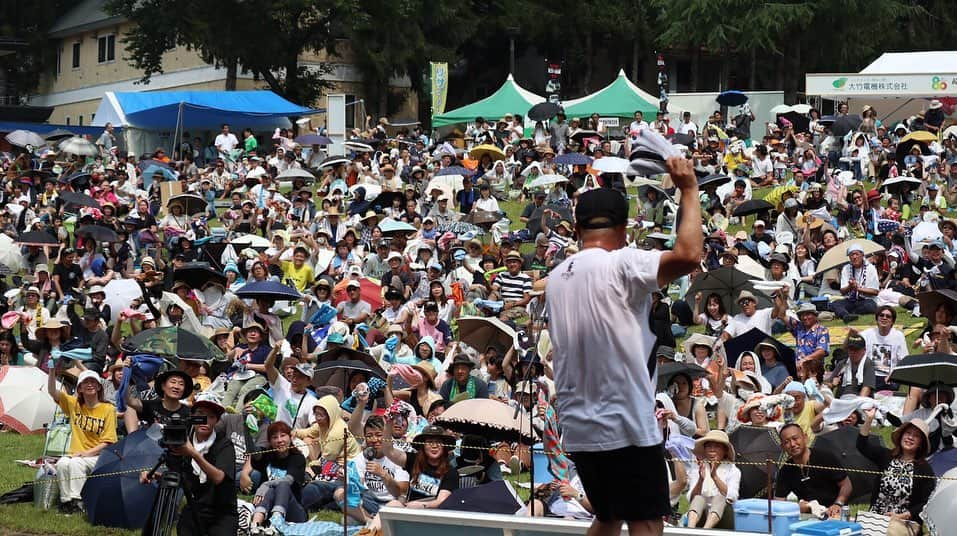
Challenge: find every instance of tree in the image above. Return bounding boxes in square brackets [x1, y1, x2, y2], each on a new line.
[0, 0, 71, 99]
[104, 0, 351, 106]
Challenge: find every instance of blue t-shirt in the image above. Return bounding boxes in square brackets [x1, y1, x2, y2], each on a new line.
[239, 343, 271, 365]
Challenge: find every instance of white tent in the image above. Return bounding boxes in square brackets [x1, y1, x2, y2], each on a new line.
[806, 51, 957, 99]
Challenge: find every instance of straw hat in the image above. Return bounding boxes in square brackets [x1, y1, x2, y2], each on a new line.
[683, 332, 716, 358]
[692, 430, 735, 461]
[892, 418, 931, 458]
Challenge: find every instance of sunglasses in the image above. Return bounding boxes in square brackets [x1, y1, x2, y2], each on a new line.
[877, 313, 894, 319]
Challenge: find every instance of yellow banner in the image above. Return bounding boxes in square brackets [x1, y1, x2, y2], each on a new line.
[431, 62, 449, 115]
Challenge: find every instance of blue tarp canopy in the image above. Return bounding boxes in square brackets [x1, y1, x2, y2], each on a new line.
[0, 121, 118, 137]
[92, 90, 319, 130]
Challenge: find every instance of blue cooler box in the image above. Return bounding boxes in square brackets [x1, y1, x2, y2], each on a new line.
[733, 499, 800, 536]
[790, 520, 863, 536]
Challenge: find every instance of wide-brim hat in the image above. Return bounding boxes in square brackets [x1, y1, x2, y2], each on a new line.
[795, 302, 819, 316]
[683, 332, 716, 358]
[154, 369, 194, 400]
[413, 425, 455, 449]
[449, 353, 475, 370]
[242, 322, 266, 335]
[754, 338, 779, 355]
[411, 361, 437, 389]
[192, 392, 226, 417]
[692, 430, 735, 461]
[737, 289, 757, 303]
[892, 418, 931, 458]
[37, 318, 68, 334]
[930, 99, 944, 110]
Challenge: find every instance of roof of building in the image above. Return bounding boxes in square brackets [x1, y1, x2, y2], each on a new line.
[48, 0, 126, 39]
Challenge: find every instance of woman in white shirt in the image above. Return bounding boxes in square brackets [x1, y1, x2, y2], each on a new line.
[472, 184, 500, 214]
[686, 430, 741, 529]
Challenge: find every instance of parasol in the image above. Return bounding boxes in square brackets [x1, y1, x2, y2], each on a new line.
[294, 134, 332, 146]
[5, 129, 45, 148]
[457, 316, 520, 353]
[814, 239, 884, 274]
[730, 426, 782, 498]
[470, 144, 506, 162]
[312, 356, 387, 389]
[173, 262, 227, 289]
[831, 115, 862, 137]
[235, 280, 302, 301]
[82, 430, 162, 529]
[435, 398, 536, 444]
[75, 225, 119, 243]
[58, 136, 98, 156]
[166, 194, 206, 215]
[0, 366, 57, 434]
[15, 231, 58, 247]
[122, 326, 226, 362]
[723, 327, 797, 378]
[656, 361, 710, 392]
[812, 427, 882, 504]
[716, 90, 748, 107]
[59, 191, 100, 209]
[732, 199, 774, 217]
[591, 156, 630, 174]
[917, 290, 957, 321]
[527, 102, 562, 122]
[553, 153, 592, 166]
[378, 218, 418, 235]
[685, 266, 773, 316]
[888, 353, 957, 388]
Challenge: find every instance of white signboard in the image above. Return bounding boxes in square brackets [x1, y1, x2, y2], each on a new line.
[806, 73, 957, 98]
[326, 94, 346, 156]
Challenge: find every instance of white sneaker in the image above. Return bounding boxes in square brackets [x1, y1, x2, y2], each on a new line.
[499, 461, 511, 475]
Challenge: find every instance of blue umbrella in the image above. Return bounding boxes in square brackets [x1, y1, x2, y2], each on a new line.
[82, 430, 162, 528]
[235, 280, 302, 301]
[553, 153, 592, 166]
[377, 217, 417, 235]
[435, 166, 470, 177]
[716, 90, 748, 107]
[295, 134, 333, 146]
[143, 164, 177, 181]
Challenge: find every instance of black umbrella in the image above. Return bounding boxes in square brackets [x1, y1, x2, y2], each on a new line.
[122, 326, 226, 362]
[717, 90, 748, 107]
[732, 199, 774, 217]
[294, 134, 332, 146]
[896, 138, 932, 170]
[527, 102, 562, 122]
[684, 267, 773, 316]
[173, 262, 227, 289]
[15, 231, 58, 246]
[730, 426, 782, 498]
[436, 166, 470, 177]
[167, 194, 207, 215]
[81, 430, 161, 528]
[437, 480, 523, 514]
[917, 290, 957, 321]
[812, 427, 882, 504]
[528, 204, 573, 237]
[75, 225, 119, 243]
[59, 191, 99, 209]
[888, 353, 957, 388]
[657, 361, 710, 391]
[637, 183, 674, 204]
[778, 111, 810, 134]
[61, 172, 92, 186]
[370, 190, 405, 210]
[319, 155, 351, 168]
[698, 173, 732, 188]
[570, 130, 602, 142]
[831, 115, 862, 137]
[818, 115, 836, 126]
[723, 327, 796, 377]
[312, 357, 387, 389]
[235, 280, 302, 301]
[670, 132, 696, 147]
[43, 128, 75, 141]
[136, 158, 172, 172]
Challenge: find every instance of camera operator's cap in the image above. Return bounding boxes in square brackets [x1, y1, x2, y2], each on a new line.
[155, 369, 194, 400]
[845, 333, 866, 350]
[192, 391, 226, 416]
[76, 370, 102, 387]
[575, 189, 628, 229]
[846, 243, 865, 255]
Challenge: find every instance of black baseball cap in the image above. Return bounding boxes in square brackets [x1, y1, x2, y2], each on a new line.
[575, 189, 628, 229]
[845, 334, 866, 350]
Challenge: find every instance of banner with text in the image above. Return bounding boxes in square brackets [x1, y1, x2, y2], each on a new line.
[430, 62, 449, 115]
[806, 73, 957, 98]
[546, 61, 562, 103]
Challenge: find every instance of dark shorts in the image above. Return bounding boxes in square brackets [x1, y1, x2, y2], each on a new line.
[571, 444, 670, 522]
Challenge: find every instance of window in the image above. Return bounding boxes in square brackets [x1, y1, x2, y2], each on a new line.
[71, 42, 80, 69]
[97, 35, 115, 63]
[65, 117, 71, 126]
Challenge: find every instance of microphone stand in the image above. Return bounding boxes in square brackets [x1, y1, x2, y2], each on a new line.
[513, 300, 544, 517]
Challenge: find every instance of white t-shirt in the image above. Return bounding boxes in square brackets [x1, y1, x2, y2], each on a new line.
[547, 247, 663, 451]
[860, 327, 908, 376]
[839, 263, 880, 297]
[677, 121, 698, 135]
[215, 132, 239, 152]
[724, 308, 774, 338]
[271, 375, 318, 429]
[354, 454, 409, 503]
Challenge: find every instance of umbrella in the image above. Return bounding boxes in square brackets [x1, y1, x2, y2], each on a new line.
[591, 156, 630, 174]
[685, 266, 773, 316]
[344, 140, 374, 153]
[879, 176, 922, 194]
[896, 137, 933, 169]
[60, 192, 100, 208]
[814, 239, 884, 274]
[435, 398, 536, 444]
[553, 153, 592, 166]
[716, 90, 748, 107]
[526, 174, 568, 189]
[235, 280, 302, 301]
[698, 173, 732, 188]
[378, 217, 417, 235]
[82, 430, 162, 529]
[791, 104, 812, 114]
[528, 204, 572, 237]
[312, 357, 387, 389]
[925, 470, 957, 533]
[769, 104, 792, 115]
[436, 221, 485, 237]
[901, 131, 938, 144]
[173, 262, 227, 289]
[294, 134, 332, 146]
[637, 183, 674, 204]
[122, 326, 226, 362]
[818, 115, 837, 126]
[60, 172, 93, 188]
[911, 221, 944, 248]
[570, 130, 602, 142]
[670, 132, 696, 147]
[779, 111, 811, 134]
[470, 144, 506, 162]
[142, 164, 177, 182]
[527, 102, 562, 122]
[370, 190, 405, 210]
[332, 277, 383, 311]
[457, 316, 519, 353]
[0, 235, 23, 274]
[731, 199, 773, 217]
[58, 136, 98, 156]
[4, 129, 45, 148]
[136, 158, 172, 171]
[277, 168, 317, 181]
[75, 225, 119, 243]
[888, 353, 957, 388]
[318, 155, 351, 169]
[437, 480, 524, 514]
[730, 426, 782, 498]
[929, 448, 957, 477]
[436, 166, 470, 177]
[14, 231, 58, 247]
[230, 234, 272, 248]
[812, 427, 882, 504]
[656, 361, 710, 391]
[918, 290, 957, 321]
[43, 128, 75, 141]
[723, 327, 796, 377]
[467, 210, 502, 226]
[103, 279, 142, 325]
[0, 366, 56, 434]
[831, 115, 862, 137]
[166, 194, 207, 215]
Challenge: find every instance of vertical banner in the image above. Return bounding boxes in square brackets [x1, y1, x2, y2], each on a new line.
[430, 62, 449, 115]
[545, 60, 562, 102]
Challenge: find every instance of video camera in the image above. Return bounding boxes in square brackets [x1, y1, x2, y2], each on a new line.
[160, 413, 207, 448]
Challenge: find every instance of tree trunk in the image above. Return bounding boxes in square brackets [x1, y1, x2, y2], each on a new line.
[748, 48, 756, 90]
[786, 44, 801, 103]
[719, 55, 730, 92]
[225, 57, 237, 91]
[690, 46, 699, 92]
[631, 39, 639, 81]
[583, 32, 593, 93]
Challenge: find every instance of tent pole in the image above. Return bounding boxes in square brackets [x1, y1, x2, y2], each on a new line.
[171, 102, 184, 157]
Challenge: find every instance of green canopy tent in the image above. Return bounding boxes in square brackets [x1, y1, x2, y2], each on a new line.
[562, 69, 659, 119]
[432, 74, 545, 127]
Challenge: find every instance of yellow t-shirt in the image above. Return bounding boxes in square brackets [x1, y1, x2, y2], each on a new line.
[59, 393, 117, 455]
[282, 261, 315, 293]
[793, 402, 817, 443]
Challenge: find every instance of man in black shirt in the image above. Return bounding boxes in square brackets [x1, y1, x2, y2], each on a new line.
[775, 424, 852, 518]
[125, 369, 192, 433]
[52, 247, 83, 300]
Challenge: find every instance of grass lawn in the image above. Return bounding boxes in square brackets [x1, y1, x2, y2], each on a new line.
[0, 185, 926, 533]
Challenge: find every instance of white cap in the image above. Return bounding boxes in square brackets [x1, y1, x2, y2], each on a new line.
[77, 370, 102, 386]
[754, 219, 766, 227]
[347, 265, 363, 276]
[346, 280, 361, 289]
[386, 252, 403, 262]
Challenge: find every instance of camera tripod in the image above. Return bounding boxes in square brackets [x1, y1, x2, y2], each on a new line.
[142, 453, 199, 536]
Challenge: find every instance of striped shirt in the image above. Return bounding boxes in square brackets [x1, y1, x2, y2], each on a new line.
[494, 271, 532, 301]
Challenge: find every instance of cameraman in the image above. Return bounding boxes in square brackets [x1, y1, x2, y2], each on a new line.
[124, 369, 192, 433]
[141, 394, 236, 535]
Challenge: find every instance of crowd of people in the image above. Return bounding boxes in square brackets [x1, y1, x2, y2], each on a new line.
[0, 97, 955, 535]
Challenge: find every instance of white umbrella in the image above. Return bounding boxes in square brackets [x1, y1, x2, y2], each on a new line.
[815, 239, 884, 274]
[4, 129, 46, 148]
[103, 279, 143, 325]
[791, 104, 812, 114]
[0, 234, 23, 274]
[276, 168, 315, 180]
[343, 141, 374, 153]
[230, 234, 272, 248]
[351, 182, 381, 200]
[526, 174, 568, 189]
[879, 176, 923, 192]
[912, 221, 944, 247]
[924, 468, 957, 536]
[58, 136, 98, 156]
[591, 156, 630, 174]
[943, 125, 957, 140]
[769, 104, 792, 115]
[0, 366, 57, 434]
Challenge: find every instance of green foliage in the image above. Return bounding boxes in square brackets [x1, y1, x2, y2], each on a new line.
[0, 0, 73, 98]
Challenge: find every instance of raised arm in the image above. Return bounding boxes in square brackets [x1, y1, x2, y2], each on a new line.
[381, 415, 407, 468]
[263, 345, 281, 384]
[46, 360, 61, 405]
[657, 157, 702, 288]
